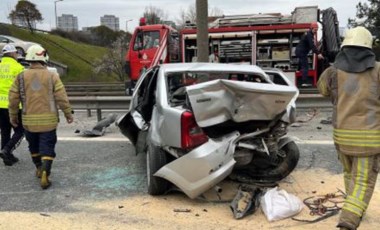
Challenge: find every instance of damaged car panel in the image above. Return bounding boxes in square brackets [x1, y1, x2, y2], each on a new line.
[155, 131, 239, 199]
[117, 63, 300, 199]
[186, 79, 297, 127]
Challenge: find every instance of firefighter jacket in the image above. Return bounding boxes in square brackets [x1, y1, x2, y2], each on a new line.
[317, 62, 380, 156]
[8, 65, 72, 133]
[0, 57, 24, 109]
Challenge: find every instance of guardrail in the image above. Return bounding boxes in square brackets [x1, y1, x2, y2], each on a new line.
[69, 95, 331, 121]
[69, 96, 131, 121]
[65, 83, 321, 97]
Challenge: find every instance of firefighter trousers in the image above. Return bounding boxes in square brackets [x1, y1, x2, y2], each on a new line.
[24, 129, 57, 159]
[337, 151, 380, 229]
[0, 108, 24, 154]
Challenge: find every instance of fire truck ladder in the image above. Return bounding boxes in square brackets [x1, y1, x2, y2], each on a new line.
[151, 29, 169, 67]
[210, 13, 293, 28]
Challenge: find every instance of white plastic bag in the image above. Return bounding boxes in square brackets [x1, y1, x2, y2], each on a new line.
[261, 187, 304, 221]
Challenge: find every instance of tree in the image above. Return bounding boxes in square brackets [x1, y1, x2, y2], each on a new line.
[8, 0, 43, 33]
[143, 5, 168, 25]
[348, 0, 380, 39]
[93, 32, 132, 81]
[90, 25, 121, 46]
[176, 3, 223, 29]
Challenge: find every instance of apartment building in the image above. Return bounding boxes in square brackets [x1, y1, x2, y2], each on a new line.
[57, 14, 78, 31]
[100, 15, 120, 31]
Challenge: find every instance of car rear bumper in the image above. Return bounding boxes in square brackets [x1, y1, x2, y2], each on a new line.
[154, 131, 239, 199]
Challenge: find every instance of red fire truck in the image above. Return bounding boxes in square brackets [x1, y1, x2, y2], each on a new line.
[125, 6, 340, 93]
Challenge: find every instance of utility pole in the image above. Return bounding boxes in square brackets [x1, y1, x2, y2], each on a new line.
[54, 0, 63, 29]
[126, 19, 133, 33]
[196, 0, 209, 62]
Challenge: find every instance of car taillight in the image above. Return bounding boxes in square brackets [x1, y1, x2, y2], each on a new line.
[181, 111, 208, 149]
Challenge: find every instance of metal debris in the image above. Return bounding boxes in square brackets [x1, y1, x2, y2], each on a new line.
[40, 213, 51, 217]
[173, 208, 191, 213]
[230, 185, 263, 219]
[82, 113, 118, 137]
[292, 189, 346, 223]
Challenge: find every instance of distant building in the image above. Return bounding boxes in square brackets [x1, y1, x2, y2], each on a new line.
[339, 26, 347, 37]
[100, 15, 120, 31]
[57, 14, 78, 31]
[82, 26, 97, 32]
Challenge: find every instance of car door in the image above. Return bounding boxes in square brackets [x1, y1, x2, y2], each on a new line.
[117, 66, 159, 151]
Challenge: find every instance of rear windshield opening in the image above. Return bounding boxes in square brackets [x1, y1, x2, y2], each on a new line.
[166, 71, 268, 105]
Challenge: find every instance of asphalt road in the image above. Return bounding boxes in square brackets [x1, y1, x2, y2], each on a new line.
[0, 110, 340, 212]
[0, 110, 379, 230]
[0, 140, 340, 212]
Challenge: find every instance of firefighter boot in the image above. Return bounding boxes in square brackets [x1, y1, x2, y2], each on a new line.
[0, 149, 19, 166]
[40, 159, 53, 189]
[31, 153, 42, 178]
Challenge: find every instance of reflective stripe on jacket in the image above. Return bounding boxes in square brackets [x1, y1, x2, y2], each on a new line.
[8, 65, 72, 132]
[0, 57, 24, 108]
[317, 63, 380, 156]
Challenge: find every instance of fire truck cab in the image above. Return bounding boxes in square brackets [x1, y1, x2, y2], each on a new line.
[125, 18, 180, 94]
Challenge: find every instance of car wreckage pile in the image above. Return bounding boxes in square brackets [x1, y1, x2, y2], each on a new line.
[117, 63, 306, 220]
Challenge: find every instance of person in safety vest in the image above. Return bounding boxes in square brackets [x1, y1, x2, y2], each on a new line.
[0, 44, 24, 166]
[8, 44, 73, 189]
[317, 26, 378, 230]
[296, 21, 324, 87]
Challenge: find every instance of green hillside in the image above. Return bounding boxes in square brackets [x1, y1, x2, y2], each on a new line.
[1, 24, 117, 82]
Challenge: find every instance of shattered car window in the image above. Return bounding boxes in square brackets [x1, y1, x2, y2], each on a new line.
[166, 71, 268, 105]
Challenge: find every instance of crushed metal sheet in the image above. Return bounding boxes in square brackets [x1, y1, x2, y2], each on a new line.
[82, 113, 118, 137]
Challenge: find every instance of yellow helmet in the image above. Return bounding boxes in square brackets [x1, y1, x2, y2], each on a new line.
[341, 26, 373, 49]
[25, 44, 49, 63]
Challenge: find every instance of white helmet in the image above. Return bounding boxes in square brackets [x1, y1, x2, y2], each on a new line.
[2, 44, 17, 54]
[25, 44, 49, 63]
[341, 26, 373, 49]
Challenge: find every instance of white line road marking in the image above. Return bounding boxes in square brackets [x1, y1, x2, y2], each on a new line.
[58, 137, 129, 142]
[296, 140, 334, 145]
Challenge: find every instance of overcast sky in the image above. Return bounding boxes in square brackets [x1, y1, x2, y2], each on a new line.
[0, 0, 367, 32]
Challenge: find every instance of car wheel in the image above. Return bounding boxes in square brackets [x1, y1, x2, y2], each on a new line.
[146, 143, 169, 195]
[16, 47, 25, 56]
[243, 141, 300, 183]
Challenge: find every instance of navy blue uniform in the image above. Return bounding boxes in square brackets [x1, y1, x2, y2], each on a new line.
[295, 29, 319, 83]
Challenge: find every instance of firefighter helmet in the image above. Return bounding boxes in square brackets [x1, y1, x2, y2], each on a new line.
[25, 44, 49, 63]
[341, 26, 373, 49]
[1, 44, 17, 54]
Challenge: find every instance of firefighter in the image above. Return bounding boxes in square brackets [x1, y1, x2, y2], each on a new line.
[317, 26, 379, 230]
[295, 22, 324, 87]
[8, 44, 73, 189]
[0, 44, 24, 166]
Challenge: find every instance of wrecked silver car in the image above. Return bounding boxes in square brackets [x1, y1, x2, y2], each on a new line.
[117, 63, 300, 199]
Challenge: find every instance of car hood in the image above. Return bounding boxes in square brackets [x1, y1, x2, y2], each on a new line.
[186, 79, 298, 128]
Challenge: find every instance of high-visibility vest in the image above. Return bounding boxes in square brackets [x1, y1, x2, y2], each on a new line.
[0, 57, 24, 109]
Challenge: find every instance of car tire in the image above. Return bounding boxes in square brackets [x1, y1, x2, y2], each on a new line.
[146, 143, 169, 195]
[243, 141, 300, 183]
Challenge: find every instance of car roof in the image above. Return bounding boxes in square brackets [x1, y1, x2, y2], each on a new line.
[0, 35, 23, 42]
[159, 63, 267, 75]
